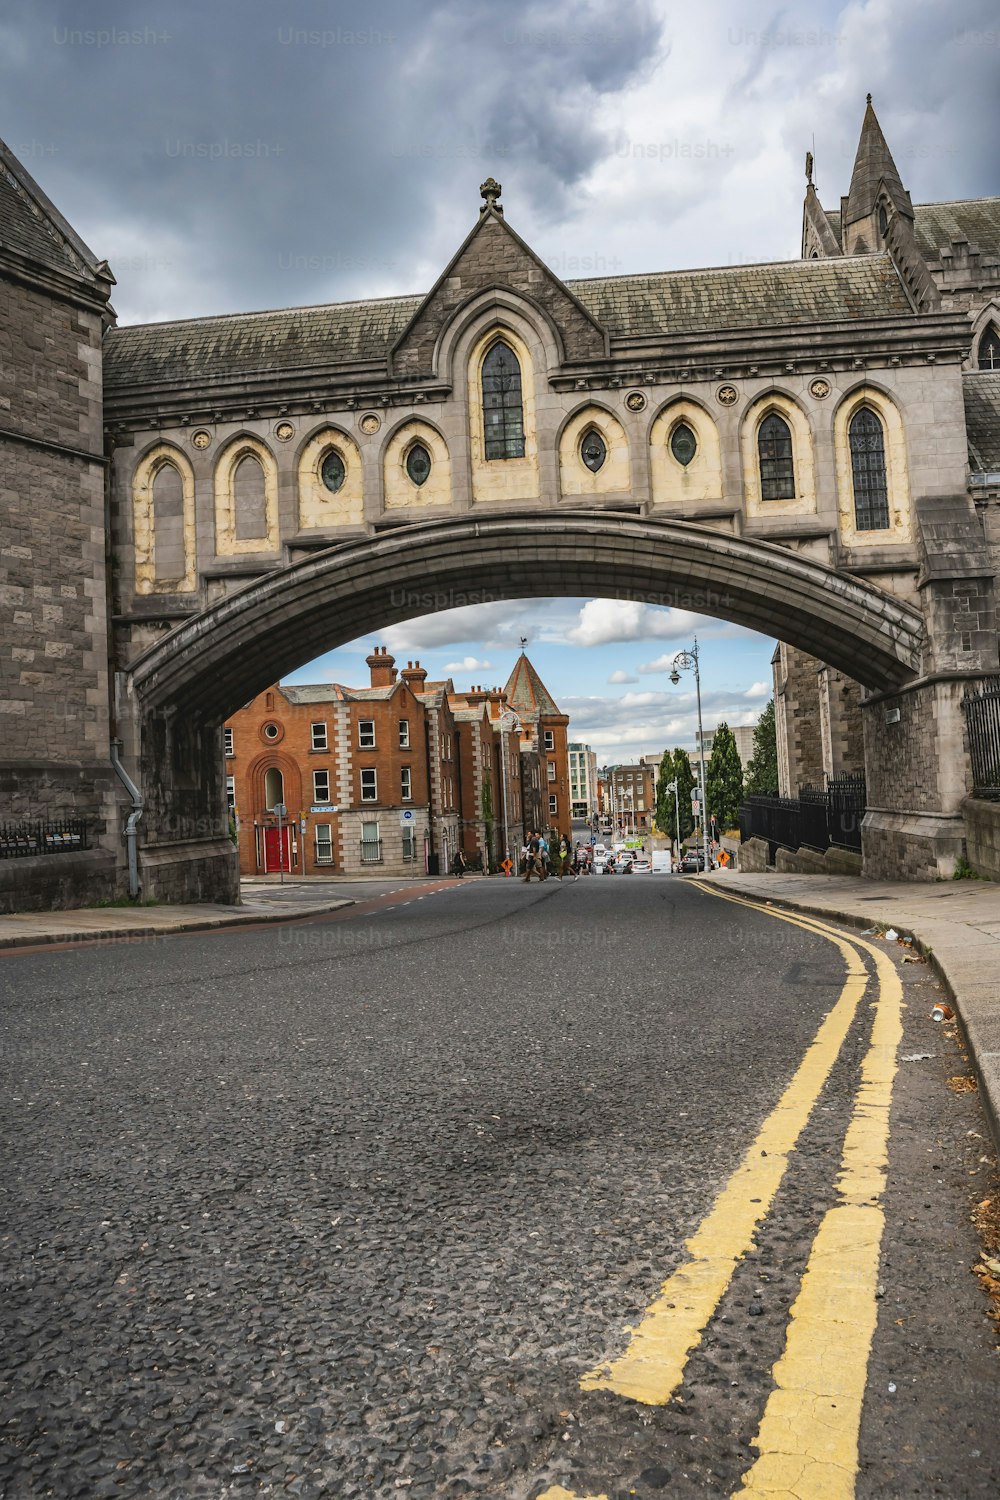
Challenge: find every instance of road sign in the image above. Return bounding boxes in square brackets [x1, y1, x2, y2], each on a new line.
[501, 857, 514, 876]
[692, 800, 700, 815]
[400, 808, 416, 826]
[273, 803, 287, 819]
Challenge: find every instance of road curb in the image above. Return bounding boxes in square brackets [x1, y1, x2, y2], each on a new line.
[696, 876, 1000, 1158]
[0, 898, 355, 951]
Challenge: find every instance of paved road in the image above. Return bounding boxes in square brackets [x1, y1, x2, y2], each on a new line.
[1, 876, 997, 1498]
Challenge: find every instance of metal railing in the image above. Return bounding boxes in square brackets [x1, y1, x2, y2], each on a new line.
[359, 837, 383, 864]
[0, 819, 90, 859]
[740, 776, 866, 860]
[963, 678, 1000, 799]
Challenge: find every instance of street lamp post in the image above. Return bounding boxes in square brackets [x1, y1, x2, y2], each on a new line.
[497, 708, 520, 870]
[670, 637, 711, 873]
[665, 779, 681, 867]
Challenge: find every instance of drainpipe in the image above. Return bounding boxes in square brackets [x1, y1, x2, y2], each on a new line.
[110, 738, 142, 899]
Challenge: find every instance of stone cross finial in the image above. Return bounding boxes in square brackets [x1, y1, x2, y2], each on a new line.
[805, 151, 814, 185]
[480, 177, 503, 215]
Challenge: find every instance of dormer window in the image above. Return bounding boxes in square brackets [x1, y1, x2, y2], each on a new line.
[482, 341, 525, 459]
[977, 324, 1000, 371]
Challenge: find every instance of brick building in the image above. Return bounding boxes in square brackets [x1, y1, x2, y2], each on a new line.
[502, 654, 572, 836]
[610, 762, 657, 836]
[225, 648, 566, 877]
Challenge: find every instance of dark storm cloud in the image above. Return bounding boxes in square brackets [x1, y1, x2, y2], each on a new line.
[0, 0, 664, 321]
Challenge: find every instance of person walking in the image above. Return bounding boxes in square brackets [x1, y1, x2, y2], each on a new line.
[557, 831, 572, 879]
[452, 849, 467, 878]
[524, 831, 543, 882]
[538, 831, 550, 880]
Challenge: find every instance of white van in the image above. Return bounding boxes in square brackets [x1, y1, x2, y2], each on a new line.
[651, 850, 673, 873]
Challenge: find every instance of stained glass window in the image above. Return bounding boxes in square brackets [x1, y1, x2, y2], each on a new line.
[849, 407, 890, 530]
[670, 423, 697, 466]
[406, 444, 431, 486]
[758, 413, 795, 500]
[581, 429, 606, 472]
[321, 450, 346, 493]
[482, 341, 525, 459]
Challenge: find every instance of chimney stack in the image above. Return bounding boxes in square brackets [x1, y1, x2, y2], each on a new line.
[366, 645, 397, 688]
[400, 659, 428, 690]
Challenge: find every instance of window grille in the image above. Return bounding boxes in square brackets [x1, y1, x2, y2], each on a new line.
[758, 413, 795, 500]
[849, 407, 890, 530]
[482, 341, 525, 459]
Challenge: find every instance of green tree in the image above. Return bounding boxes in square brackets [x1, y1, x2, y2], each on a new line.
[481, 779, 495, 872]
[744, 699, 779, 795]
[706, 722, 744, 832]
[656, 747, 696, 843]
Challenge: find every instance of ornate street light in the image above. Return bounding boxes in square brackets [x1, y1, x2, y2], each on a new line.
[669, 637, 711, 873]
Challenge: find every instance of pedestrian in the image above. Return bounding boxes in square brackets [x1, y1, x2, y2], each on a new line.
[524, 831, 543, 882]
[538, 832, 550, 880]
[452, 849, 466, 878]
[557, 831, 572, 879]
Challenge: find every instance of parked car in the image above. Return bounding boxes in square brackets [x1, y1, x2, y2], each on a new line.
[679, 851, 709, 873]
[631, 857, 652, 874]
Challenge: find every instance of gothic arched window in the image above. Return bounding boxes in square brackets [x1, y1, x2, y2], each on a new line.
[877, 204, 888, 238]
[233, 453, 268, 539]
[151, 460, 185, 584]
[482, 341, 525, 459]
[849, 407, 890, 530]
[580, 429, 606, 472]
[758, 413, 795, 500]
[977, 324, 1000, 371]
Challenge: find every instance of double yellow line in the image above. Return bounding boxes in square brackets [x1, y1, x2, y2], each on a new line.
[537, 887, 903, 1500]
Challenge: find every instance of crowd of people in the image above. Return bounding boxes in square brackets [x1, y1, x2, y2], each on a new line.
[520, 830, 584, 881]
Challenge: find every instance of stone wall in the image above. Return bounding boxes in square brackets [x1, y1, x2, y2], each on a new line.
[1, 262, 120, 901]
[0, 849, 116, 915]
[963, 797, 1000, 880]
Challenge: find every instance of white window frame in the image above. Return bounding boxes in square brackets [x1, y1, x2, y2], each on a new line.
[313, 769, 330, 803]
[360, 768, 377, 801]
[544, 729, 554, 750]
[402, 826, 417, 862]
[547, 761, 556, 782]
[399, 719, 410, 748]
[225, 775, 236, 811]
[314, 823, 333, 864]
[549, 794, 558, 815]
[401, 767, 412, 802]
[358, 719, 376, 749]
[224, 727, 234, 756]
[310, 721, 328, 751]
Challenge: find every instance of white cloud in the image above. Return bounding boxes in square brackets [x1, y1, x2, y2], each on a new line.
[444, 656, 493, 672]
[566, 599, 702, 647]
[637, 653, 679, 675]
[744, 680, 771, 697]
[607, 668, 638, 683]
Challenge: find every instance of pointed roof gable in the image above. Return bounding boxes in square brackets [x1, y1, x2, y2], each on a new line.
[845, 97, 912, 227]
[0, 138, 114, 308]
[503, 653, 563, 718]
[390, 191, 608, 378]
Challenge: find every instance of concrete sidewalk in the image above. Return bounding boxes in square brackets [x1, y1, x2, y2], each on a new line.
[0, 888, 355, 951]
[701, 869, 1000, 1151]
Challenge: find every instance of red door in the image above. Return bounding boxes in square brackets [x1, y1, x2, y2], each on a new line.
[263, 826, 291, 872]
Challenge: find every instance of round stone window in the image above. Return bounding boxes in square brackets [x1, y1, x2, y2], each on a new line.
[262, 722, 280, 741]
[670, 423, 697, 467]
[406, 444, 431, 486]
[581, 429, 607, 472]
[321, 450, 346, 493]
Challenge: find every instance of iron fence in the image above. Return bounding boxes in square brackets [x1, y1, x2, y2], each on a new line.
[739, 776, 865, 860]
[963, 678, 1000, 799]
[0, 819, 89, 859]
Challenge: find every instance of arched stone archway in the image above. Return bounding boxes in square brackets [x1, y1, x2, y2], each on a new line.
[119, 509, 934, 902]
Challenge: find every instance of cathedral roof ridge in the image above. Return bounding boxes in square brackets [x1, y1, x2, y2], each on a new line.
[566, 251, 892, 286]
[108, 288, 423, 335]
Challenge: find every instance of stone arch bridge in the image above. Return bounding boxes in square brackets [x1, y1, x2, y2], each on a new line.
[3, 128, 1000, 906]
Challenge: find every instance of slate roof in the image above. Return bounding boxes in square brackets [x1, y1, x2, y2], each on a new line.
[964, 373, 1000, 471]
[568, 254, 909, 336]
[103, 294, 422, 388]
[844, 98, 912, 226]
[281, 684, 346, 703]
[0, 146, 106, 291]
[101, 254, 913, 392]
[912, 199, 1000, 261]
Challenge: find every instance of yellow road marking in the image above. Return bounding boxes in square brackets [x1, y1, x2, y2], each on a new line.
[581, 898, 870, 1405]
[536, 1489, 609, 1500]
[731, 909, 903, 1499]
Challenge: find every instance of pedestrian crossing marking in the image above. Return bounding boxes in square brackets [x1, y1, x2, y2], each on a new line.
[580, 907, 869, 1406]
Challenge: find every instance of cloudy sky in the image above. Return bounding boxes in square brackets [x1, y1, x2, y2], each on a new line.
[5, 0, 997, 761]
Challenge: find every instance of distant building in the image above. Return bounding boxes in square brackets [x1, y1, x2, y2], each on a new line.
[502, 654, 572, 835]
[695, 724, 757, 772]
[568, 742, 598, 821]
[610, 761, 657, 835]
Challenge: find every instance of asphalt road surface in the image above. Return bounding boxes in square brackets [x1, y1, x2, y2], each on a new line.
[2, 875, 998, 1499]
